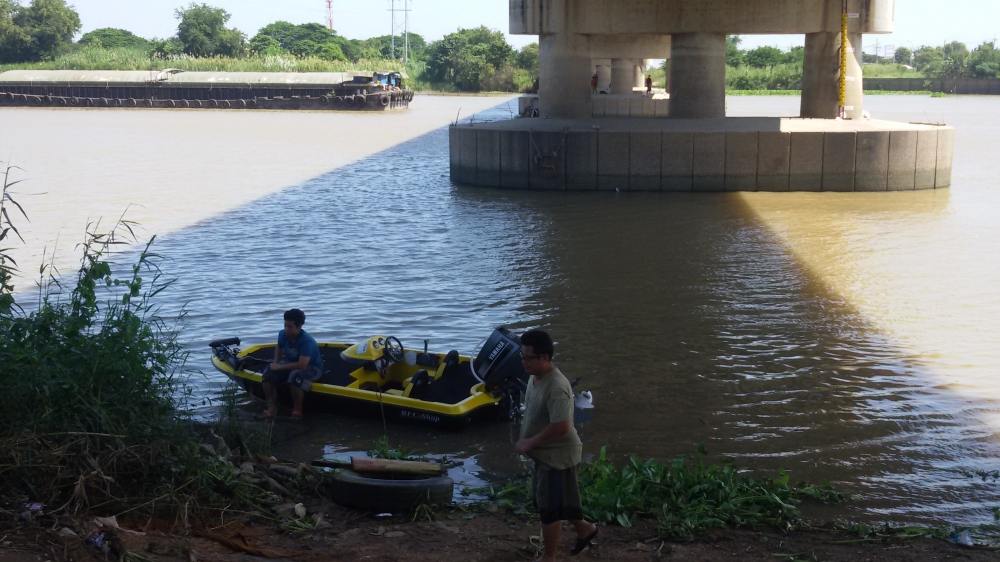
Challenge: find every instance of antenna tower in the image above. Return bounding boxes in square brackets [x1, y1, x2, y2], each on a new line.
[326, 0, 333, 32]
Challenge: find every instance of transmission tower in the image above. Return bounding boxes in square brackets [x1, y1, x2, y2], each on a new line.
[326, 0, 334, 32]
[388, 0, 412, 61]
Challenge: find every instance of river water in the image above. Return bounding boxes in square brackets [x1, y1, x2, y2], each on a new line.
[2, 95, 999, 526]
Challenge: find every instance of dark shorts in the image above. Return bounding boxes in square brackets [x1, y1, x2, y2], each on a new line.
[262, 366, 322, 391]
[532, 462, 583, 525]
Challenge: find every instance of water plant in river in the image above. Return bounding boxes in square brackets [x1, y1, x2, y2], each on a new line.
[470, 447, 845, 541]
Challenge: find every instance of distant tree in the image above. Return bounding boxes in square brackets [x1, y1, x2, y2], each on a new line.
[247, 33, 282, 56]
[913, 46, 943, 71]
[744, 45, 783, 68]
[175, 3, 244, 57]
[79, 27, 149, 49]
[362, 33, 427, 60]
[424, 26, 515, 90]
[516, 42, 538, 73]
[150, 37, 184, 58]
[725, 35, 744, 66]
[250, 21, 346, 60]
[967, 41, 1000, 78]
[337, 38, 374, 61]
[781, 45, 804, 65]
[893, 46, 912, 65]
[0, 0, 79, 62]
[916, 42, 970, 81]
[0, 0, 30, 62]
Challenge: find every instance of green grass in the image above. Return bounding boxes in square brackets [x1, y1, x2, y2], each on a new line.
[727, 89, 801, 96]
[0, 45, 411, 75]
[468, 447, 845, 541]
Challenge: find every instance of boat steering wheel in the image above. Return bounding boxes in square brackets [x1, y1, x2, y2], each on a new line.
[383, 336, 405, 363]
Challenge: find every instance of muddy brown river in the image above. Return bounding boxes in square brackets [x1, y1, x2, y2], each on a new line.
[2, 95, 999, 526]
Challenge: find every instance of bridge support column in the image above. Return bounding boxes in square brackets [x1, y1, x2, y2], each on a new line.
[610, 58, 636, 94]
[801, 31, 864, 119]
[633, 60, 647, 90]
[669, 33, 726, 118]
[539, 31, 592, 118]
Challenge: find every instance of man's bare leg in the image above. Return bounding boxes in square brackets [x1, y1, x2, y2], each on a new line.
[541, 521, 560, 562]
[262, 382, 277, 417]
[290, 387, 305, 418]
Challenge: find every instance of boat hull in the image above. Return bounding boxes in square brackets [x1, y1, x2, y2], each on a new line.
[211, 340, 516, 429]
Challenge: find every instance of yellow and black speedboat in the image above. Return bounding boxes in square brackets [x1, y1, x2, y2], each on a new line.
[210, 328, 526, 428]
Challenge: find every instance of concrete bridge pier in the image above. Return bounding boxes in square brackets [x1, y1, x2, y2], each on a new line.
[539, 30, 592, 118]
[801, 31, 864, 119]
[610, 58, 634, 94]
[609, 58, 646, 94]
[669, 33, 726, 118]
[632, 60, 646, 90]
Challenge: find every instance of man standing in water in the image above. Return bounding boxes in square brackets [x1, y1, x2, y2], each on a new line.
[515, 330, 598, 560]
[262, 309, 324, 419]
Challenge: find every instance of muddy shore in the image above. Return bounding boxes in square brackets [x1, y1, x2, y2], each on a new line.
[3, 504, 996, 562]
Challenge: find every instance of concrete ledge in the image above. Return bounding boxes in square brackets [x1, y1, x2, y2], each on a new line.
[598, 131, 630, 190]
[630, 131, 662, 190]
[725, 132, 758, 191]
[855, 131, 889, 192]
[887, 130, 917, 191]
[692, 132, 726, 192]
[758, 132, 791, 191]
[789, 132, 823, 191]
[450, 117, 954, 192]
[662, 132, 694, 191]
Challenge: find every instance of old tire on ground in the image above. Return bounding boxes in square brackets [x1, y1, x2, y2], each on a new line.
[329, 469, 453, 512]
[379, 94, 390, 107]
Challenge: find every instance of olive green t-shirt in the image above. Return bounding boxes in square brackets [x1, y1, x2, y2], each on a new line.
[519, 367, 582, 469]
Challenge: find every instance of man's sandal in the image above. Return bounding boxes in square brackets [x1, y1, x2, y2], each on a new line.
[570, 526, 598, 555]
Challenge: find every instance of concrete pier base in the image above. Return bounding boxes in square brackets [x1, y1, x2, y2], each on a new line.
[450, 117, 954, 192]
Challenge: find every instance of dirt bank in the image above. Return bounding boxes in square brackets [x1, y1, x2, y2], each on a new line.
[4, 501, 995, 562]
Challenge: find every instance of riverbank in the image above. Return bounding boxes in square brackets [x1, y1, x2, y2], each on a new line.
[3, 499, 996, 562]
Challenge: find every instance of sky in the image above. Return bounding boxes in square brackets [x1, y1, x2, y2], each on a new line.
[67, 0, 1000, 55]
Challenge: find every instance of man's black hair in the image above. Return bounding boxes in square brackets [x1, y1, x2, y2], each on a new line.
[520, 329, 554, 359]
[283, 308, 306, 328]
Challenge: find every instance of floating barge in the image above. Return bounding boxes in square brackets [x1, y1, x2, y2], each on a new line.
[0, 69, 413, 111]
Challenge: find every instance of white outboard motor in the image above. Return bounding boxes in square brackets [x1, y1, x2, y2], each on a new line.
[471, 327, 528, 392]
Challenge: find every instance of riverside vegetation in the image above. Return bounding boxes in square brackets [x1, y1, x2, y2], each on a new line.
[4, 1, 999, 95]
[2, 165, 999, 559]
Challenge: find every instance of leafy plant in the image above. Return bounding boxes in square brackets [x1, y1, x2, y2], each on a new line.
[471, 447, 845, 541]
[368, 435, 413, 461]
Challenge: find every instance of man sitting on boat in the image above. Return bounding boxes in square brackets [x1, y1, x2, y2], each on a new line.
[262, 309, 324, 419]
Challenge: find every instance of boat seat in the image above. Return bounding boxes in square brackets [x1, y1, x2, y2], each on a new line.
[408, 370, 432, 399]
[412, 360, 480, 405]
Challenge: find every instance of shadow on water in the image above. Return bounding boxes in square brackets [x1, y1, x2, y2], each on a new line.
[138, 101, 1000, 526]
[450, 183, 1000, 525]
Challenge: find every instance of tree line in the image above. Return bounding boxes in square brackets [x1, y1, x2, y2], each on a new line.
[0, 0, 539, 91]
[2, 1, 997, 92]
[888, 42, 1000, 80]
